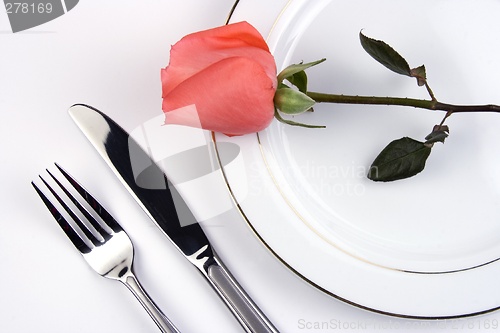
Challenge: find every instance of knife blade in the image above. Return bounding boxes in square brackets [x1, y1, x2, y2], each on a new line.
[68, 104, 278, 333]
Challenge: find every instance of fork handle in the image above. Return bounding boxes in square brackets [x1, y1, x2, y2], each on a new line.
[123, 273, 180, 333]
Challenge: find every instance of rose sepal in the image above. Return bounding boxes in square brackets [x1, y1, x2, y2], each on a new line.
[274, 87, 315, 115]
[277, 58, 326, 83]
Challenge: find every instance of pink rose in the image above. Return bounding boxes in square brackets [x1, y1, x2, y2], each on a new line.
[161, 21, 277, 136]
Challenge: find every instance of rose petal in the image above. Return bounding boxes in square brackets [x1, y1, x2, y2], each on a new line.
[162, 21, 276, 96]
[182, 21, 270, 51]
[163, 57, 276, 136]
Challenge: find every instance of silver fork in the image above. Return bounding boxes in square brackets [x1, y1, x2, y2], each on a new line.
[31, 163, 180, 333]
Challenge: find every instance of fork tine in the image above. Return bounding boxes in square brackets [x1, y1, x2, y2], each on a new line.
[55, 163, 122, 233]
[46, 169, 111, 243]
[40, 173, 103, 246]
[31, 181, 92, 254]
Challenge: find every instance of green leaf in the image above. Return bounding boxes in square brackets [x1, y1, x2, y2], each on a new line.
[274, 87, 316, 115]
[286, 70, 308, 93]
[277, 58, 326, 83]
[273, 108, 325, 129]
[359, 31, 411, 76]
[367, 137, 432, 182]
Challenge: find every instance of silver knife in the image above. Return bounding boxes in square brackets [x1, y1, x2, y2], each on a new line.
[68, 104, 279, 333]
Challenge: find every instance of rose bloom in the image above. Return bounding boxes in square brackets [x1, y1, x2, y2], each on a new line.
[161, 21, 277, 136]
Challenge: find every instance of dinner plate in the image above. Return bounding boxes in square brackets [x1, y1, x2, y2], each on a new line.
[218, 0, 500, 317]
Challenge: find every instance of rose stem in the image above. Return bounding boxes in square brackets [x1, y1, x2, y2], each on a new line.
[306, 91, 500, 114]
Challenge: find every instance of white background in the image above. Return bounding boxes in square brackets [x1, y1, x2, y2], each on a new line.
[2, 1, 500, 333]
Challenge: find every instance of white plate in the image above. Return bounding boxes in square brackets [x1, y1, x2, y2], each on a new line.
[220, 0, 500, 317]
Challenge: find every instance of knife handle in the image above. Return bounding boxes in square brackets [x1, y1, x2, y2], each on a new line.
[123, 273, 181, 333]
[206, 259, 279, 333]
